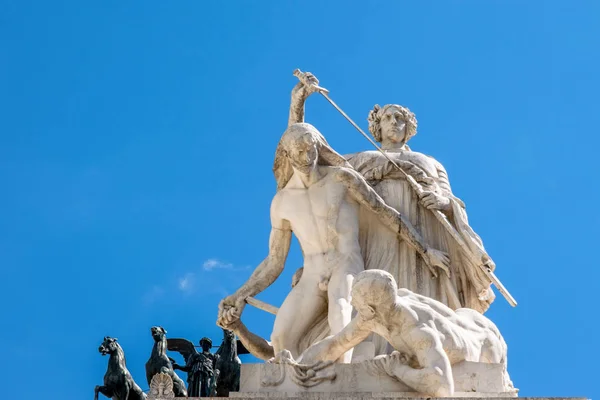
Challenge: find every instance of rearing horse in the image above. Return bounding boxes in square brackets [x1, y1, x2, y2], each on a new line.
[215, 329, 241, 396]
[95, 336, 146, 400]
[145, 326, 188, 397]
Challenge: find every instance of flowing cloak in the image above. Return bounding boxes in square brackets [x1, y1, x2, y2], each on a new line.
[345, 149, 495, 356]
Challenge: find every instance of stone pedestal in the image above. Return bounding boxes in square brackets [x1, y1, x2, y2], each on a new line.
[146, 365, 587, 400]
[237, 362, 516, 397]
[230, 395, 585, 400]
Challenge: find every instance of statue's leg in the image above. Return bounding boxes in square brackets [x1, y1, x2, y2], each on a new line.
[95, 385, 113, 400]
[131, 383, 146, 400]
[114, 383, 130, 400]
[170, 372, 188, 398]
[233, 366, 240, 391]
[271, 276, 327, 358]
[327, 261, 362, 362]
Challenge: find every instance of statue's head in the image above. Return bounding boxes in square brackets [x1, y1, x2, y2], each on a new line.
[368, 104, 417, 146]
[150, 326, 167, 342]
[199, 337, 212, 352]
[222, 328, 235, 342]
[351, 270, 398, 320]
[99, 336, 120, 356]
[273, 123, 351, 190]
[279, 123, 320, 175]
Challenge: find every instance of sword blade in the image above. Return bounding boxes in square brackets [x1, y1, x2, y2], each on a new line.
[245, 297, 279, 315]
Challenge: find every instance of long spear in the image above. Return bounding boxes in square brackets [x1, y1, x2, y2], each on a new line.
[293, 69, 517, 307]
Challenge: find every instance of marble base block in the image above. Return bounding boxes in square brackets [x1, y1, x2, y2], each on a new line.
[229, 396, 585, 400]
[237, 362, 516, 396]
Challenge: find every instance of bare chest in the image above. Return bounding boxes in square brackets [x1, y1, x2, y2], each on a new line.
[278, 178, 349, 224]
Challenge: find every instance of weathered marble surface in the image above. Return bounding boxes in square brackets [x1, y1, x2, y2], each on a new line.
[217, 69, 506, 364]
[217, 123, 449, 364]
[293, 70, 499, 316]
[214, 70, 518, 400]
[239, 360, 515, 395]
[290, 270, 513, 397]
[230, 395, 582, 400]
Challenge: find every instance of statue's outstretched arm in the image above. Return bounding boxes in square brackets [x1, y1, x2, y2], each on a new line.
[288, 72, 322, 126]
[341, 168, 450, 275]
[223, 319, 275, 361]
[235, 203, 292, 299]
[217, 196, 292, 326]
[299, 317, 373, 364]
[289, 82, 308, 126]
[173, 357, 192, 372]
[340, 169, 427, 255]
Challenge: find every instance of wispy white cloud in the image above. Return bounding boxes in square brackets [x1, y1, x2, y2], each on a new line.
[178, 272, 195, 292]
[202, 258, 233, 271]
[143, 259, 246, 300]
[142, 285, 165, 305]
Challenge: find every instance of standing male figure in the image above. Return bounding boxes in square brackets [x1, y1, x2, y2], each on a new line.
[217, 121, 450, 362]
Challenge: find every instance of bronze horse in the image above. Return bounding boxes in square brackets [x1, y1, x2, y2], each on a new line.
[95, 337, 146, 400]
[145, 326, 188, 397]
[215, 329, 241, 397]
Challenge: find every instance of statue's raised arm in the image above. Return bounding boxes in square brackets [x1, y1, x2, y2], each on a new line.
[288, 70, 327, 126]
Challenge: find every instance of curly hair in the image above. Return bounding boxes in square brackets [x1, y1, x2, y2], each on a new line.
[367, 104, 418, 143]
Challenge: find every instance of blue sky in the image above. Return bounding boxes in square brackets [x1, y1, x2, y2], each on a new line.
[1, 1, 599, 399]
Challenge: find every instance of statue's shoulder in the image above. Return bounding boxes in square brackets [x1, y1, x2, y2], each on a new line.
[344, 150, 381, 160]
[407, 150, 445, 170]
[271, 190, 284, 208]
[424, 153, 446, 170]
[327, 165, 364, 186]
[397, 150, 444, 174]
[406, 149, 437, 162]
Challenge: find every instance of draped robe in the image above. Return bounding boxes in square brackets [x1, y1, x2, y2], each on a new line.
[345, 149, 495, 356]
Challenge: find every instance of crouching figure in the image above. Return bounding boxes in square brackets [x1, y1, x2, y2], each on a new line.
[298, 269, 513, 397]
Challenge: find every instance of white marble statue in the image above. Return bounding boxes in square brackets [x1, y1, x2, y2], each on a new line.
[296, 269, 513, 397]
[288, 72, 497, 355]
[217, 122, 450, 363]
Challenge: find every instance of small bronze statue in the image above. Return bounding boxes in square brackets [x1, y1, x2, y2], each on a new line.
[215, 329, 241, 396]
[145, 326, 188, 398]
[95, 336, 147, 400]
[168, 336, 219, 397]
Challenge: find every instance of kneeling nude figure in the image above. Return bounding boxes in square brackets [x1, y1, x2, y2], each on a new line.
[298, 269, 513, 397]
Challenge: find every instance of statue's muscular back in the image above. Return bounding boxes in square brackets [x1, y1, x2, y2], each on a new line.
[273, 166, 362, 269]
[374, 290, 506, 366]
